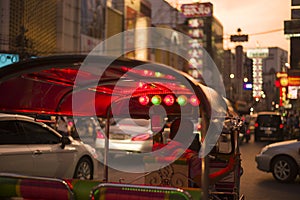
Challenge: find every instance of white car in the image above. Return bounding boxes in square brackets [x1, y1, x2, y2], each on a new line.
[0, 113, 100, 180]
[255, 139, 300, 182]
[95, 118, 154, 154]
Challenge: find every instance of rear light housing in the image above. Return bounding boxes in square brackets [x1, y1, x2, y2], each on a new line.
[131, 133, 151, 141]
[96, 130, 105, 139]
[279, 124, 284, 129]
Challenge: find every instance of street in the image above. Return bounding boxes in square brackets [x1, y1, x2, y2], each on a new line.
[96, 135, 300, 199]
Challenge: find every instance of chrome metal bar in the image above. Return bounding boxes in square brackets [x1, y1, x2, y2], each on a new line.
[0, 172, 74, 200]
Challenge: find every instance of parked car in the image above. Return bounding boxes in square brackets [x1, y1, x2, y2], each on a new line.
[95, 118, 154, 154]
[0, 113, 100, 180]
[255, 139, 300, 182]
[254, 111, 284, 142]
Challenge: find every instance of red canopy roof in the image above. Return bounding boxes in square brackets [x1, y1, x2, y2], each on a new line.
[0, 55, 213, 118]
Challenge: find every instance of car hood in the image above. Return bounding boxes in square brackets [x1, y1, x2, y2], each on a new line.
[267, 139, 300, 149]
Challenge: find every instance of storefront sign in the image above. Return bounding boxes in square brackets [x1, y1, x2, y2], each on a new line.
[247, 48, 269, 58]
[188, 18, 204, 28]
[288, 76, 300, 86]
[181, 3, 213, 18]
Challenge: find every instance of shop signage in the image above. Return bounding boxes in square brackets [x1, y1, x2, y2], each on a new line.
[247, 48, 269, 58]
[181, 2, 213, 18]
[288, 76, 300, 86]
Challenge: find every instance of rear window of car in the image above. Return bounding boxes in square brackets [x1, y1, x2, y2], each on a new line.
[256, 114, 281, 126]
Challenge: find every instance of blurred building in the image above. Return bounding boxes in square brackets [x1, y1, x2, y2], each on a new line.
[284, 0, 300, 69]
[150, 0, 188, 71]
[0, 0, 61, 59]
[110, 0, 152, 60]
[178, 2, 224, 90]
[0, 0, 123, 60]
[284, 0, 300, 114]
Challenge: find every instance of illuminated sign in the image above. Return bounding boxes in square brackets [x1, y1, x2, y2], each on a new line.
[0, 53, 19, 68]
[288, 76, 300, 86]
[252, 58, 264, 98]
[188, 18, 204, 28]
[280, 77, 289, 87]
[243, 82, 253, 90]
[247, 48, 269, 58]
[276, 72, 288, 78]
[288, 86, 300, 99]
[181, 2, 213, 18]
[188, 29, 204, 38]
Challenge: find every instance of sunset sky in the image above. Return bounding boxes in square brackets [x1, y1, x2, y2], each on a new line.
[166, 0, 291, 54]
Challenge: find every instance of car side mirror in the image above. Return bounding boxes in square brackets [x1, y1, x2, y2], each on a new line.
[61, 136, 71, 149]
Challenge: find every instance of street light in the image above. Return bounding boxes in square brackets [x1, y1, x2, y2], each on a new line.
[229, 73, 235, 100]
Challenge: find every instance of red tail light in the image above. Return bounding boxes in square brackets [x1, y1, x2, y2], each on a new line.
[64, 179, 74, 191]
[131, 133, 151, 141]
[246, 129, 251, 135]
[96, 130, 105, 139]
[279, 124, 284, 129]
[254, 122, 259, 127]
[197, 124, 202, 131]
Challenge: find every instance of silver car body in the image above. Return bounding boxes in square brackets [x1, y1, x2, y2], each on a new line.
[95, 118, 154, 154]
[0, 113, 100, 179]
[255, 139, 300, 172]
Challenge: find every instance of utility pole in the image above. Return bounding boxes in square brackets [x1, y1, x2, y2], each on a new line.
[230, 28, 248, 110]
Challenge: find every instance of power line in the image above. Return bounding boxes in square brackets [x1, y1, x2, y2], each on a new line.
[248, 28, 284, 36]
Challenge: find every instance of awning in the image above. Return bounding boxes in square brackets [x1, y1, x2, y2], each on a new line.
[0, 55, 212, 118]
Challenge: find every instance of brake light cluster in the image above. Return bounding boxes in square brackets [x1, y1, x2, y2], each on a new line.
[138, 94, 200, 106]
[279, 124, 284, 129]
[131, 133, 151, 141]
[96, 129, 105, 139]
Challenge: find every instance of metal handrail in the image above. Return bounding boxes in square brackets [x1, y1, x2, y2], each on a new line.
[89, 182, 192, 200]
[0, 173, 74, 200]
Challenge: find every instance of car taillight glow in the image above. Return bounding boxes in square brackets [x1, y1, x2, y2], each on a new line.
[96, 130, 105, 139]
[189, 95, 200, 106]
[131, 133, 151, 141]
[163, 95, 175, 106]
[246, 129, 251, 134]
[139, 95, 150, 105]
[151, 95, 162, 105]
[197, 124, 202, 130]
[279, 124, 284, 129]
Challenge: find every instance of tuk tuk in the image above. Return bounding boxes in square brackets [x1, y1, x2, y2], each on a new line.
[0, 55, 244, 200]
